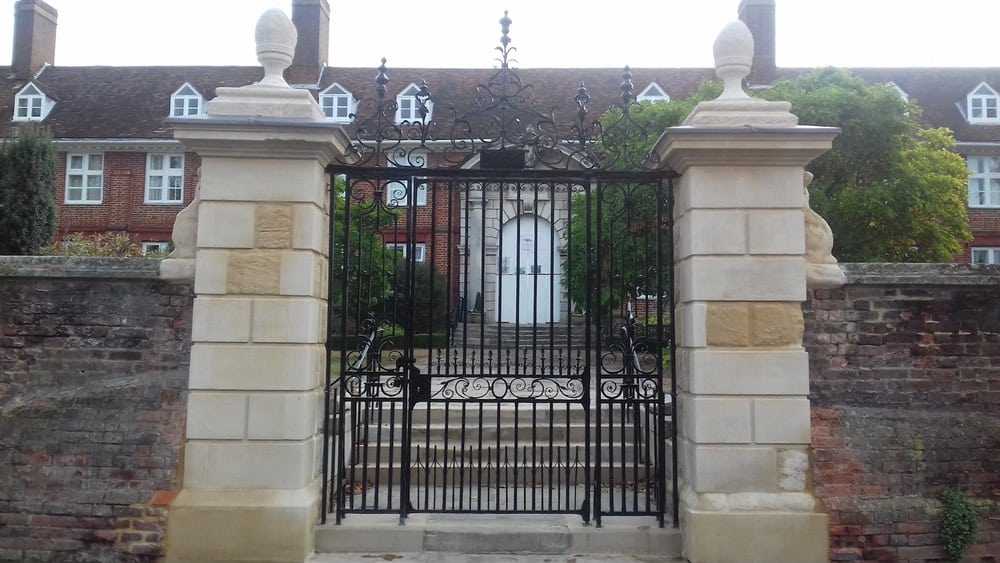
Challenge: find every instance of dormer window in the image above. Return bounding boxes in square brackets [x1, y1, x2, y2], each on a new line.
[967, 82, 999, 123]
[13, 83, 52, 121]
[396, 83, 433, 123]
[320, 83, 355, 122]
[171, 83, 204, 117]
[637, 82, 669, 103]
[885, 82, 909, 103]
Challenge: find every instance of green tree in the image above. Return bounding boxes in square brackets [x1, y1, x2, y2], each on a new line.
[564, 67, 971, 299]
[0, 125, 57, 255]
[330, 177, 400, 332]
[387, 260, 449, 334]
[760, 68, 971, 261]
[562, 82, 721, 318]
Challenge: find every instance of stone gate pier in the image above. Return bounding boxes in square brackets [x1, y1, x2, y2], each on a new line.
[649, 20, 839, 563]
[162, 10, 344, 562]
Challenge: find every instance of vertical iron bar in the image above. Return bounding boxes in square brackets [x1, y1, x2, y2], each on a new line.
[591, 178, 602, 526]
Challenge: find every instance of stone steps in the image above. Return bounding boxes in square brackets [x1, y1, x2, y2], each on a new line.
[314, 513, 682, 559]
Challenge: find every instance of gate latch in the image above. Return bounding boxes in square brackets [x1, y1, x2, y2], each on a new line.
[401, 358, 430, 404]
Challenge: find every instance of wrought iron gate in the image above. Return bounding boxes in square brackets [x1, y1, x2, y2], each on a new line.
[321, 12, 677, 528]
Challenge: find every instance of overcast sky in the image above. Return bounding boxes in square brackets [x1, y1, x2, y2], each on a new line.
[0, 1, 996, 69]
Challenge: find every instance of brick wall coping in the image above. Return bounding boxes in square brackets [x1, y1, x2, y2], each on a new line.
[841, 262, 1000, 286]
[0, 256, 162, 280]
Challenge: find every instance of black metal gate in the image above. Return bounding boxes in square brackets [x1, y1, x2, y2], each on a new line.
[321, 13, 677, 528]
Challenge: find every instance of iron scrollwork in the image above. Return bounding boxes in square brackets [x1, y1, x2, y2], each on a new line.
[334, 12, 663, 172]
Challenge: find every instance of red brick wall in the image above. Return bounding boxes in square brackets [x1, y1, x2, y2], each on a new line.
[956, 208, 1000, 263]
[54, 151, 201, 244]
[806, 263, 1000, 562]
[0, 257, 192, 562]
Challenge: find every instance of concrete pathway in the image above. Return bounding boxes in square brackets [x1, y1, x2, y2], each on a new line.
[309, 553, 683, 562]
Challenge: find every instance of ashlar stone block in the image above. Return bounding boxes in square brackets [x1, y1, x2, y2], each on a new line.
[754, 397, 812, 444]
[188, 343, 324, 391]
[256, 204, 294, 248]
[279, 251, 322, 297]
[706, 303, 750, 346]
[292, 203, 328, 253]
[683, 348, 810, 396]
[196, 202, 256, 249]
[191, 297, 252, 343]
[748, 209, 806, 254]
[682, 395, 753, 443]
[252, 297, 324, 343]
[688, 445, 777, 493]
[750, 302, 804, 346]
[199, 157, 327, 205]
[183, 437, 317, 490]
[679, 256, 806, 302]
[247, 391, 320, 440]
[676, 209, 747, 259]
[679, 166, 806, 210]
[193, 249, 229, 295]
[227, 250, 282, 295]
[186, 392, 247, 439]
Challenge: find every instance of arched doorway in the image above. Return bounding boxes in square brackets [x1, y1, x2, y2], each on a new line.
[497, 214, 560, 324]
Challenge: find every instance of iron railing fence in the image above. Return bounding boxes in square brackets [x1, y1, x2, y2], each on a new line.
[321, 168, 676, 528]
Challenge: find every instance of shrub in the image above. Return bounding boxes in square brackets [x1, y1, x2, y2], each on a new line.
[40, 232, 143, 257]
[0, 124, 57, 255]
[939, 488, 979, 561]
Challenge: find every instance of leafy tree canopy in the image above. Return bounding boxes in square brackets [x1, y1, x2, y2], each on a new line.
[565, 67, 970, 300]
[759, 68, 971, 261]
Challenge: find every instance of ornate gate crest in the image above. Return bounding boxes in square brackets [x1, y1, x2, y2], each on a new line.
[335, 12, 666, 172]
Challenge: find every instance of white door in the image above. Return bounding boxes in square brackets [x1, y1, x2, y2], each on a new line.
[497, 215, 560, 324]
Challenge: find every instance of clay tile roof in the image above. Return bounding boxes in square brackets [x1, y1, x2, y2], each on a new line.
[0, 65, 264, 139]
[0, 63, 996, 150]
[849, 67, 1000, 145]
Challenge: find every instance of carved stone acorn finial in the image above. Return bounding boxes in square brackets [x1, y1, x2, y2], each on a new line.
[255, 8, 297, 88]
[713, 20, 754, 99]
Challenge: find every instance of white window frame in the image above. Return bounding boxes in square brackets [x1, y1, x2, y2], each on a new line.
[971, 247, 1000, 265]
[145, 153, 185, 204]
[395, 83, 433, 123]
[386, 150, 428, 206]
[320, 83, 355, 123]
[141, 241, 170, 256]
[967, 156, 1000, 208]
[637, 82, 669, 103]
[171, 83, 204, 117]
[65, 153, 104, 204]
[967, 83, 999, 123]
[387, 243, 426, 263]
[13, 83, 52, 121]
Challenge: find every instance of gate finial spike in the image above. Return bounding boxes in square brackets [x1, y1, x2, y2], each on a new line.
[500, 11, 512, 47]
[620, 66, 635, 108]
[376, 58, 389, 99]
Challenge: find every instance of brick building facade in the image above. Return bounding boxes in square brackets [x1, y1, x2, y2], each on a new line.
[1, 0, 997, 265]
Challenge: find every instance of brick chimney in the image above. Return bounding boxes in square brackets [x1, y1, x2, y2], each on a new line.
[738, 0, 776, 86]
[291, 0, 329, 69]
[12, 0, 57, 79]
